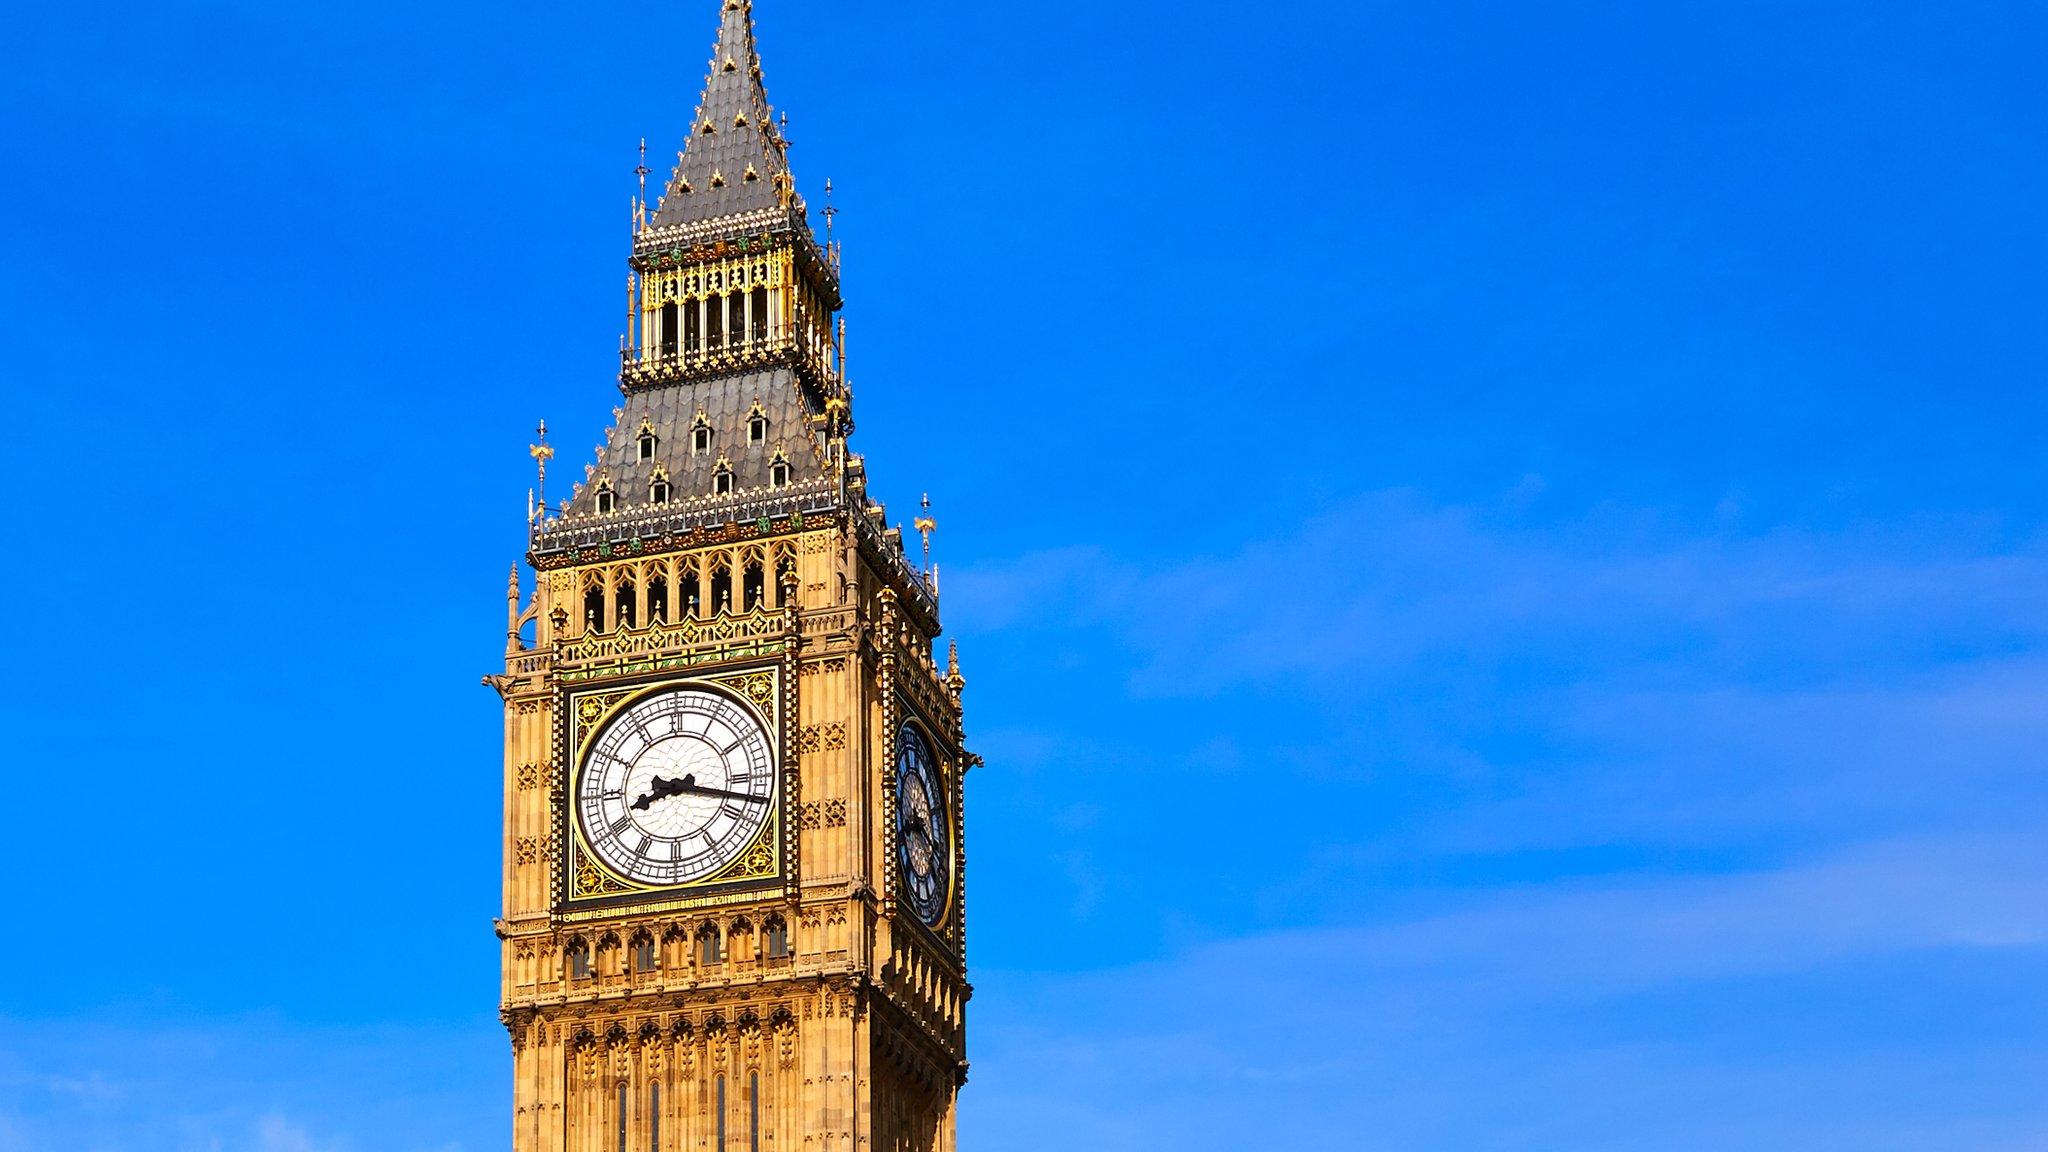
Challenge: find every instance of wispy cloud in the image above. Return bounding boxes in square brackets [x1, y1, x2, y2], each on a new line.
[968, 833, 2048, 1151]
[0, 1019, 495, 1152]
[952, 490, 2048, 1150]
[952, 491, 2048, 699]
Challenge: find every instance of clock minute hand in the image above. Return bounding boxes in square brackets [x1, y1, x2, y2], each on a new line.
[672, 778, 769, 805]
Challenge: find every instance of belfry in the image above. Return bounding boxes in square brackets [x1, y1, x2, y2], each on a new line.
[488, 3, 971, 1149]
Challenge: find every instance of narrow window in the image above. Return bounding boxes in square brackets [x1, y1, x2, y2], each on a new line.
[714, 466, 733, 496]
[616, 577, 636, 629]
[717, 1076, 728, 1152]
[568, 941, 591, 980]
[658, 302, 679, 358]
[596, 487, 615, 514]
[583, 585, 605, 630]
[707, 295, 725, 347]
[749, 1072, 760, 1152]
[710, 568, 731, 614]
[764, 918, 790, 960]
[774, 557, 796, 608]
[648, 575, 669, 624]
[728, 294, 746, 346]
[639, 432, 657, 461]
[617, 1082, 628, 1152]
[650, 479, 670, 504]
[682, 571, 702, 620]
[749, 414, 767, 443]
[769, 457, 789, 488]
[686, 299, 702, 353]
[634, 936, 656, 973]
[700, 927, 723, 966]
[750, 286, 768, 342]
[743, 562, 764, 611]
[650, 1084, 660, 1151]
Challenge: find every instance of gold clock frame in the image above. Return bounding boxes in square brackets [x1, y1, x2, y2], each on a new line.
[558, 662, 789, 918]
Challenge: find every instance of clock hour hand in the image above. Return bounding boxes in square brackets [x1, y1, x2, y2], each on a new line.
[630, 773, 692, 811]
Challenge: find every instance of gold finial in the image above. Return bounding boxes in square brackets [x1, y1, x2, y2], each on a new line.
[913, 493, 937, 574]
[530, 420, 556, 512]
[634, 138, 649, 228]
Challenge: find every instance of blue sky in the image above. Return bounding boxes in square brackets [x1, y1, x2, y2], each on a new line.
[2, 0, 2046, 1148]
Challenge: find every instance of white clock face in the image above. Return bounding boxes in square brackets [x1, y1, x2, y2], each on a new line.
[578, 686, 776, 887]
[895, 724, 949, 926]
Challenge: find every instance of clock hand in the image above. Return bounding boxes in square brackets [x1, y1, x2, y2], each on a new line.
[630, 773, 693, 811]
[670, 777, 770, 805]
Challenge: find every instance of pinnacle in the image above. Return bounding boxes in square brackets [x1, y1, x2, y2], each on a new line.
[646, 0, 791, 230]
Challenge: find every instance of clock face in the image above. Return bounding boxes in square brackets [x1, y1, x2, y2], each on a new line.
[895, 724, 949, 926]
[578, 686, 776, 887]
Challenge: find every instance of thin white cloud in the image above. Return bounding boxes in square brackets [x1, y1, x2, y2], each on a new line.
[951, 491, 2048, 699]
[966, 833, 2048, 1151]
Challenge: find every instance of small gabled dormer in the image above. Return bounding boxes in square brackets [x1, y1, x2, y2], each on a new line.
[692, 410, 714, 455]
[747, 401, 769, 444]
[637, 416, 659, 461]
[593, 473, 616, 515]
[712, 454, 734, 496]
[649, 464, 672, 505]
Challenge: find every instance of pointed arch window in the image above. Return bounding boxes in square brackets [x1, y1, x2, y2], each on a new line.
[649, 465, 671, 505]
[657, 302, 679, 358]
[594, 477, 616, 515]
[692, 411, 713, 454]
[748, 406, 769, 444]
[763, 916, 791, 960]
[638, 418, 659, 460]
[743, 559, 765, 611]
[566, 938, 592, 981]
[710, 562, 733, 614]
[713, 459, 734, 496]
[616, 1082, 628, 1152]
[698, 924, 725, 966]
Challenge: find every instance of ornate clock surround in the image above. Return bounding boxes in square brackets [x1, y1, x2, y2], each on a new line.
[556, 660, 797, 919]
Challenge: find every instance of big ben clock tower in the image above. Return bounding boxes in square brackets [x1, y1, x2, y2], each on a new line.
[487, 4, 971, 1149]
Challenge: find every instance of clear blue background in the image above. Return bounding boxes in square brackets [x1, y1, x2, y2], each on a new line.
[3, 1, 2046, 1148]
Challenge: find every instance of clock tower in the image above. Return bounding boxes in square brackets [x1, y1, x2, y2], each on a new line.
[488, 4, 971, 1150]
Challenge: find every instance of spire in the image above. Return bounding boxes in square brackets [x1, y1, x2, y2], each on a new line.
[648, 0, 794, 229]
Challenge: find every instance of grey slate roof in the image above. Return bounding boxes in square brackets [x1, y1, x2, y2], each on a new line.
[566, 367, 829, 519]
[649, 0, 791, 228]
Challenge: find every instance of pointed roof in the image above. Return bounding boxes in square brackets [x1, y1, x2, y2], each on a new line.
[649, 0, 792, 228]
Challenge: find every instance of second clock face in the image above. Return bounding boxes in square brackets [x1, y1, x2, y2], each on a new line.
[895, 723, 950, 926]
[579, 686, 776, 887]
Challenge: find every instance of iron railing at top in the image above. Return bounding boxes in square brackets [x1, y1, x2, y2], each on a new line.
[620, 330, 835, 391]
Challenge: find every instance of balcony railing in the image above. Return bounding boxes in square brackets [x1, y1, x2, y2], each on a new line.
[620, 330, 834, 390]
[531, 475, 841, 556]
